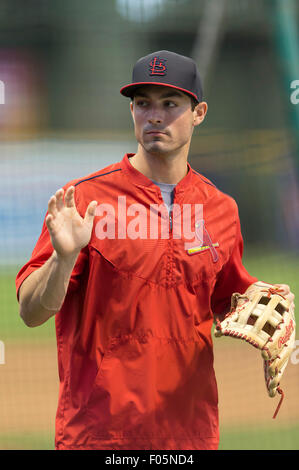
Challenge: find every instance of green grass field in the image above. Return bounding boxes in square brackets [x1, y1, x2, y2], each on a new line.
[0, 248, 298, 450]
[219, 424, 299, 450]
[0, 266, 56, 342]
[1, 425, 299, 450]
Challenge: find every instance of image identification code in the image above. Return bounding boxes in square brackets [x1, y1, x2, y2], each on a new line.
[105, 453, 194, 466]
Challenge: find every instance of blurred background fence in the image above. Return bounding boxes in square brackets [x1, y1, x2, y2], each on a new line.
[0, 0, 299, 450]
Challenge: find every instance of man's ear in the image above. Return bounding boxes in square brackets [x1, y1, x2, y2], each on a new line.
[130, 101, 135, 122]
[193, 101, 208, 127]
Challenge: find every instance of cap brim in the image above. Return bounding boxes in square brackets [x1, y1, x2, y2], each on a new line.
[120, 82, 200, 102]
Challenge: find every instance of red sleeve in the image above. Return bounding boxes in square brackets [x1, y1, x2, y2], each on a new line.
[210, 215, 258, 319]
[15, 188, 88, 301]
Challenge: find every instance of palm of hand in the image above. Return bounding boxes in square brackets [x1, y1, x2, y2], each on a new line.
[46, 186, 97, 258]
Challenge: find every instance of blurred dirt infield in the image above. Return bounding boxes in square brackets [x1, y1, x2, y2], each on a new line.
[0, 338, 298, 447]
[0, 340, 58, 437]
[213, 337, 299, 427]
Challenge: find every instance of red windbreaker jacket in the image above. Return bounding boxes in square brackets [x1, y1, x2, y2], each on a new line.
[16, 154, 257, 450]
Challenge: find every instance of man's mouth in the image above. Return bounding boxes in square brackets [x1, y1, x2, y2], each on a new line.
[146, 130, 167, 135]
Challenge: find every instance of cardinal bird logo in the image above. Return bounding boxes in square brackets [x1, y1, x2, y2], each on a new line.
[187, 219, 219, 263]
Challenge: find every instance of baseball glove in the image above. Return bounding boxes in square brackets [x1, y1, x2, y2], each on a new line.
[214, 281, 296, 418]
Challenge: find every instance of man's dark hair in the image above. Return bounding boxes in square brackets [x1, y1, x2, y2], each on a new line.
[190, 97, 198, 111]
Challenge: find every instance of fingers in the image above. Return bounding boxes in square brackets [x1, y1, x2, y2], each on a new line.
[64, 186, 75, 208]
[46, 191, 62, 232]
[47, 188, 63, 215]
[84, 200, 98, 224]
[48, 195, 58, 217]
[47, 186, 75, 215]
[47, 186, 97, 230]
[55, 188, 64, 211]
[45, 213, 54, 231]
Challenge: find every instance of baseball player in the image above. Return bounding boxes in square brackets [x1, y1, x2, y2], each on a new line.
[16, 51, 295, 450]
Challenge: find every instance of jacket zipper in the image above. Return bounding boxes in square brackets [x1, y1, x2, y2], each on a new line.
[169, 187, 175, 237]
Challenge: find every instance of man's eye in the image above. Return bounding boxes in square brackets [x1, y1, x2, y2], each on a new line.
[137, 101, 148, 107]
[164, 101, 176, 107]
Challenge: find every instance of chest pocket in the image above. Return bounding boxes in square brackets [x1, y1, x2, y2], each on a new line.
[90, 236, 168, 282]
[88, 202, 226, 287]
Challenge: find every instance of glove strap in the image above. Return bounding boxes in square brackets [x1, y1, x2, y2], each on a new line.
[272, 387, 284, 419]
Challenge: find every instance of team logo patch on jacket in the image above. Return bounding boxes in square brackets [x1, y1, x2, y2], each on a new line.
[187, 219, 219, 262]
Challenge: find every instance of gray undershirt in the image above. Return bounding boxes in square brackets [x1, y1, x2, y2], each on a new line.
[151, 180, 176, 214]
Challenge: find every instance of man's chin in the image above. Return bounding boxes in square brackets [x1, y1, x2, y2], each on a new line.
[143, 142, 171, 156]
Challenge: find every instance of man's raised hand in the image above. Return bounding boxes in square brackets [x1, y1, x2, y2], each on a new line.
[45, 186, 97, 259]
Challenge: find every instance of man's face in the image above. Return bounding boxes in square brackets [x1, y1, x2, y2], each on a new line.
[130, 85, 207, 157]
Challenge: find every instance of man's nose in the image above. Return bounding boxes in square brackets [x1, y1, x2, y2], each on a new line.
[148, 106, 163, 124]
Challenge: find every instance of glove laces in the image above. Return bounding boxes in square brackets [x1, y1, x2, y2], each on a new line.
[272, 387, 284, 419]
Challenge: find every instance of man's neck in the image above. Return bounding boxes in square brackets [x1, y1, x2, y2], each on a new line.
[129, 148, 189, 184]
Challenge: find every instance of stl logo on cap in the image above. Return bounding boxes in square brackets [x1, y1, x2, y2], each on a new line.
[149, 56, 167, 76]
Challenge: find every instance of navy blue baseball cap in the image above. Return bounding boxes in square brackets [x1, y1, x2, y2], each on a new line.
[120, 50, 203, 103]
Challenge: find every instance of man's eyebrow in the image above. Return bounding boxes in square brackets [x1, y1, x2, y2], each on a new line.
[134, 90, 185, 99]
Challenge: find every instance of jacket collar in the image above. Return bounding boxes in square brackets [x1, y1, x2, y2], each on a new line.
[120, 153, 193, 193]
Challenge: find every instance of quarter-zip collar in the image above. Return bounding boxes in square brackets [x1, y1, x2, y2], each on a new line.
[121, 153, 193, 193]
